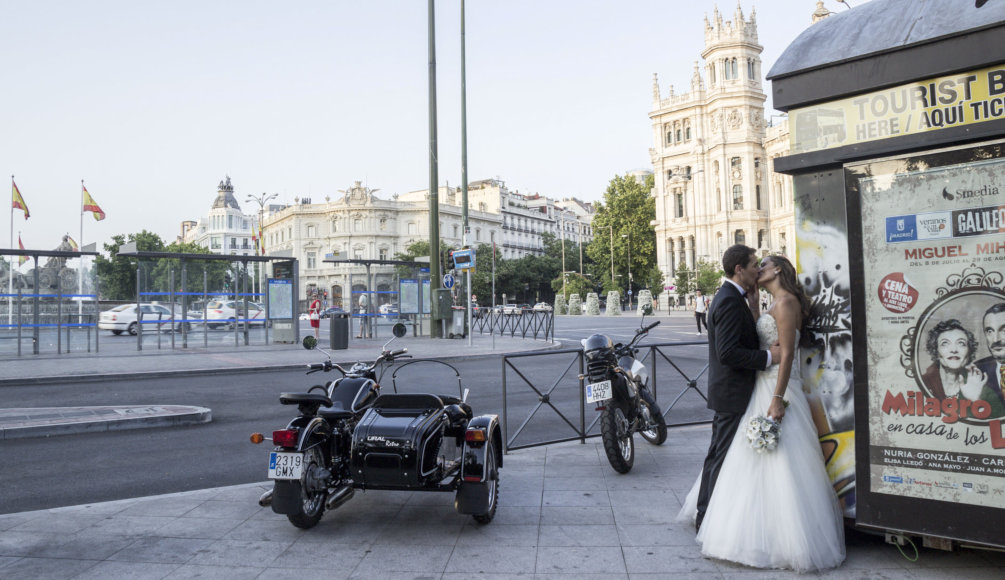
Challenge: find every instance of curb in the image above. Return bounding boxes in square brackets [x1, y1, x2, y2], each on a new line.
[0, 405, 212, 440]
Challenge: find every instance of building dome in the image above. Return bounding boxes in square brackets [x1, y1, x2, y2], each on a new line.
[212, 175, 241, 210]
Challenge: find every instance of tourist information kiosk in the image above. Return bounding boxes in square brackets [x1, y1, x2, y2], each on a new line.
[768, 0, 1005, 548]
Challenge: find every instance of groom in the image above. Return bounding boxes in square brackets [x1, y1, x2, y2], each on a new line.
[695, 244, 780, 532]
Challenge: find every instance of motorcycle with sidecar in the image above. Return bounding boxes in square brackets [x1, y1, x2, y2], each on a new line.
[252, 323, 502, 529]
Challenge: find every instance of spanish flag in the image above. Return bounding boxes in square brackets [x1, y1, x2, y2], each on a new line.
[66, 235, 79, 251]
[82, 186, 105, 221]
[12, 179, 29, 219]
[18, 234, 27, 266]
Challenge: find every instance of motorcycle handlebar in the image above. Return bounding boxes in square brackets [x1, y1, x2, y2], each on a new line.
[389, 348, 408, 358]
[642, 320, 661, 333]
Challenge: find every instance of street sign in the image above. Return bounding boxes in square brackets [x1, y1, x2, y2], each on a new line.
[443, 274, 455, 289]
[628, 289, 633, 295]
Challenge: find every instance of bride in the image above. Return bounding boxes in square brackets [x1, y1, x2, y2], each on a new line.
[678, 255, 845, 572]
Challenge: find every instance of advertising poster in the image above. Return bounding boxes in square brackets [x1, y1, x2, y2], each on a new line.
[422, 279, 431, 314]
[853, 144, 1005, 516]
[267, 278, 293, 319]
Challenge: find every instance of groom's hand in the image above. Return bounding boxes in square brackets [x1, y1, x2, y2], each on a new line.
[768, 343, 781, 365]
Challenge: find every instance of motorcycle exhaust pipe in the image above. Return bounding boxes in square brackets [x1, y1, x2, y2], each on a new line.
[325, 485, 354, 511]
[258, 489, 274, 507]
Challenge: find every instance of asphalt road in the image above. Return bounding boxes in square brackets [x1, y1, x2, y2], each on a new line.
[0, 313, 712, 514]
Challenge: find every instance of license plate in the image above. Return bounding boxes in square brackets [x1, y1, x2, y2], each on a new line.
[268, 452, 303, 480]
[586, 380, 612, 404]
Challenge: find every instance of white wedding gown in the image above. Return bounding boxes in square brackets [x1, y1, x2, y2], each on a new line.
[678, 313, 845, 572]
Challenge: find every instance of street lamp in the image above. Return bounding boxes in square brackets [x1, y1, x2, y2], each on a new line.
[622, 233, 632, 310]
[607, 224, 615, 291]
[246, 192, 278, 299]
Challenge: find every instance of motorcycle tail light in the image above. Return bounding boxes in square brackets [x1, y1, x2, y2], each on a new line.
[595, 406, 607, 411]
[465, 428, 486, 447]
[273, 429, 299, 448]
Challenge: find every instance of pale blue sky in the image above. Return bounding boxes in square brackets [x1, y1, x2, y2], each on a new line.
[2, 0, 850, 252]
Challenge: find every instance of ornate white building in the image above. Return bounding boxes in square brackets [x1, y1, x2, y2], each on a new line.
[649, 4, 796, 283]
[181, 176, 260, 256]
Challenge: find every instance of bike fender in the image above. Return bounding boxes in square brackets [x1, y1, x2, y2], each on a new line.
[270, 480, 304, 515]
[461, 415, 502, 482]
[285, 417, 329, 451]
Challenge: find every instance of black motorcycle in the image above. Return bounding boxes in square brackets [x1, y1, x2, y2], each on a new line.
[252, 323, 502, 529]
[582, 318, 668, 473]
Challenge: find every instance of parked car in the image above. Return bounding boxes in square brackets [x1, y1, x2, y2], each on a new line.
[99, 303, 195, 335]
[501, 304, 521, 315]
[320, 306, 344, 319]
[532, 302, 553, 312]
[378, 303, 399, 316]
[201, 300, 267, 329]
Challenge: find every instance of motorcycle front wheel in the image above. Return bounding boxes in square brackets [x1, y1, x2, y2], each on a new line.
[638, 389, 668, 446]
[287, 446, 328, 529]
[600, 402, 634, 473]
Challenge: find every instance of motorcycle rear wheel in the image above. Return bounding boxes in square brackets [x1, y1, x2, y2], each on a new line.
[638, 389, 668, 446]
[287, 446, 327, 529]
[601, 403, 634, 473]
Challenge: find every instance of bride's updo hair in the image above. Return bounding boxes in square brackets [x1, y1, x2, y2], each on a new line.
[765, 254, 811, 339]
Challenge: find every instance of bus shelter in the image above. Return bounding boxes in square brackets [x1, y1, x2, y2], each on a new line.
[321, 257, 432, 340]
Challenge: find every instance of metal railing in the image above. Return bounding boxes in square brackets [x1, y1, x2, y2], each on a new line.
[500, 341, 710, 452]
[471, 310, 553, 341]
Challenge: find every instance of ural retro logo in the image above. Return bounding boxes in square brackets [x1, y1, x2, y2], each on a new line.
[941, 187, 954, 201]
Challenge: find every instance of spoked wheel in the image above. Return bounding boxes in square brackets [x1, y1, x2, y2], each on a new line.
[472, 446, 499, 524]
[638, 389, 668, 446]
[600, 402, 635, 473]
[287, 446, 328, 529]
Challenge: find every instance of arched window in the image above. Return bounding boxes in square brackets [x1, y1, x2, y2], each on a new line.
[675, 191, 684, 218]
[717, 187, 722, 212]
[676, 129, 682, 142]
[756, 185, 762, 210]
[723, 59, 730, 80]
[666, 126, 673, 145]
[684, 125, 691, 140]
[747, 58, 755, 80]
[709, 63, 716, 85]
[733, 185, 743, 210]
[730, 58, 738, 79]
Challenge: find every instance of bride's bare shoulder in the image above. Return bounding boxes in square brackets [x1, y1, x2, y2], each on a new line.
[770, 293, 802, 325]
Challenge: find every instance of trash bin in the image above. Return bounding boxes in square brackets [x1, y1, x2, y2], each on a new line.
[448, 307, 466, 339]
[330, 313, 349, 350]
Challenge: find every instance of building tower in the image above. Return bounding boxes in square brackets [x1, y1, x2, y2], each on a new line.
[650, 3, 792, 295]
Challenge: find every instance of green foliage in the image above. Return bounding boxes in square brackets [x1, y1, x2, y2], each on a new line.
[674, 263, 694, 295]
[550, 271, 592, 301]
[146, 242, 234, 296]
[585, 173, 656, 295]
[94, 231, 165, 300]
[696, 260, 724, 294]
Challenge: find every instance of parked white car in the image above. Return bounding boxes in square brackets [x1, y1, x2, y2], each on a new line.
[200, 300, 267, 329]
[532, 302, 553, 312]
[501, 304, 521, 315]
[99, 303, 195, 335]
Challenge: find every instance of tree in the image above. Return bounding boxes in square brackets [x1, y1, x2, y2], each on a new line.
[585, 173, 657, 295]
[550, 271, 592, 300]
[695, 259, 724, 295]
[674, 263, 695, 296]
[147, 242, 232, 296]
[94, 231, 165, 300]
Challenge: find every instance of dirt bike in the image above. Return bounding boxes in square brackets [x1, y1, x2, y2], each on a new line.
[252, 323, 502, 528]
[581, 317, 668, 473]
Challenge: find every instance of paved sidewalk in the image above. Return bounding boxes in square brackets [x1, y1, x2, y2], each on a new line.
[2, 426, 1003, 579]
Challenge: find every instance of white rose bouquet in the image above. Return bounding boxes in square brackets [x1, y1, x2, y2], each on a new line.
[745, 415, 780, 453]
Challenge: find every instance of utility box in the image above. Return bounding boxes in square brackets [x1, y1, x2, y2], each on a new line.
[431, 288, 453, 321]
[330, 313, 349, 350]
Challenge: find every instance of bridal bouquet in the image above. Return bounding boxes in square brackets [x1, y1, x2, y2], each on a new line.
[745, 415, 780, 453]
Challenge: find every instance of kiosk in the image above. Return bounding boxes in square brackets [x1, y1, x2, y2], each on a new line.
[769, 0, 1005, 548]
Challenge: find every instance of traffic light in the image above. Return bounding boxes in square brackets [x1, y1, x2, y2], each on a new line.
[448, 250, 455, 270]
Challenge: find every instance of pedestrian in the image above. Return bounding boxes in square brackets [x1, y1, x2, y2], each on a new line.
[356, 294, 369, 339]
[694, 290, 709, 334]
[309, 298, 321, 338]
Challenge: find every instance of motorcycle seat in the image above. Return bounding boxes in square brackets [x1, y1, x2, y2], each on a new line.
[319, 408, 354, 421]
[279, 392, 332, 407]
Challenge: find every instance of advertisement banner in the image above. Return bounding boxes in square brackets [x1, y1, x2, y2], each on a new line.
[854, 146, 1005, 514]
[790, 63, 1005, 155]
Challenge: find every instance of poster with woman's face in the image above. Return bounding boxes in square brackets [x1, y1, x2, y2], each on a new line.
[855, 147, 1005, 510]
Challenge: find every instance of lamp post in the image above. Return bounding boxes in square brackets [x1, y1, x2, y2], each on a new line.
[607, 224, 615, 291]
[622, 233, 632, 310]
[246, 192, 278, 299]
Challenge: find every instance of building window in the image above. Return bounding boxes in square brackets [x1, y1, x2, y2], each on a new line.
[453, 224, 459, 238]
[475, 228, 481, 241]
[354, 219, 362, 232]
[776, 181, 784, 207]
[353, 247, 363, 260]
[756, 185, 762, 210]
[675, 193, 684, 218]
[407, 222, 417, 235]
[676, 129, 682, 142]
[685, 125, 691, 140]
[379, 218, 387, 230]
[666, 127, 672, 145]
[307, 252, 316, 269]
[733, 185, 743, 210]
[709, 63, 716, 84]
[735, 229, 745, 245]
[378, 248, 388, 260]
[227, 215, 233, 229]
[717, 187, 722, 212]
[758, 229, 767, 249]
[211, 236, 222, 250]
[731, 58, 738, 79]
[747, 58, 755, 80]
[754, 157, 761, 169]
[731, 156, 742, 172]
[666, 169, 672, 180]
[307, 225, 316, 238]
[331, 219, 338, 233]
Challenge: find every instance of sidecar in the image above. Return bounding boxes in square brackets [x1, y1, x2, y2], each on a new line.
[350, 391, 502, 523]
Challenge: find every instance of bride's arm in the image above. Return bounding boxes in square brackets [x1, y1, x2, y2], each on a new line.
[768, 294, 800, 422]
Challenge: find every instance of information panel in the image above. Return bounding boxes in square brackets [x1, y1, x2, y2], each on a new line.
[268, 279, 293, 319]
[851, 142, 1005, 544]
[400, 278, 419, 315]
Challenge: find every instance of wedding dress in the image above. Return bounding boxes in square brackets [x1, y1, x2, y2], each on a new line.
[678, 313, 845, 572]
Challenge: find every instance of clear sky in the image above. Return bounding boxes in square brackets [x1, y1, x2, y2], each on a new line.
[2, 0, 850, 254]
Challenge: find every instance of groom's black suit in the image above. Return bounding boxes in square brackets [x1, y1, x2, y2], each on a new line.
[695, 281, 769, 530]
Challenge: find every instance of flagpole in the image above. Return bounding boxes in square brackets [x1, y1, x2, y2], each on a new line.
[79, 180, 85, 319]
[8, 175, 14, 326]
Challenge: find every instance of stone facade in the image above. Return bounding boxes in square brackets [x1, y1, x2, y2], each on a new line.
[649, 4, 796, 285]
[181, 176, 260, 256]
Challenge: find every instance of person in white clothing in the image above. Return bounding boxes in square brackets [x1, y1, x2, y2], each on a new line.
[693, 290, 709, 334]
